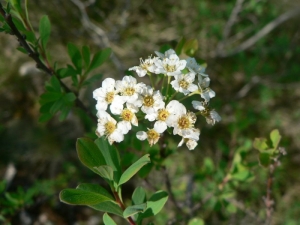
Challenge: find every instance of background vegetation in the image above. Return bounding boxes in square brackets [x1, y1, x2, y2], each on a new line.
[0, 0, 299, 224]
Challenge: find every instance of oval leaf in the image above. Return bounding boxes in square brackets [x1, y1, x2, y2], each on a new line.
[59, 188, 112, 205]
[270, 129, 281, 149]
[118, 154, 150, 186]
[139, 191, 168, 219]
[76, 138, 106, 174]
[94, 165, 114, 181]
[90, 201, 123, 217]
[123, 203, 147, 218]
[68, 43, 82, 72]
[103, 213, 117, 225]
[88, 48, 111, 72]
[132, 187, 146, 205]
[39, 15, 51, 49]
[76, 183, 114, 200]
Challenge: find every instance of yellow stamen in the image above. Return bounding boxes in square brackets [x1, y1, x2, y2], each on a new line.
[143, 95, 154, 107]
[158, 109, 170, 121]
[105, 92, 115, 103]
[121, 109, 133, 121]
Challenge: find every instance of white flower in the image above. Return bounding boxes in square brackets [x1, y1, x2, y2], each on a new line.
[129, 56, 158, 77]
[186, 57, 208, 77]
[155, 49, 176, 59]
[96, 111, 125, 144]
[198, 76, 215, 102]
[115, 76, 145, 107]
[154, 50, 186, 76]
[153, 100, 186, 133]
[140, 86, 165, 121]
[171, 71, 198, 95]
[178, 138, 198, 150]
[113, 103, 139, 134]
[136, 127, 162, 146]
[173, 111, 199, 139]
[192, 100, 221, 125]
[93, 78, 117, 111]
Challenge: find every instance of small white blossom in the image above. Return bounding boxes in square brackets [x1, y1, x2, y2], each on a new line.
[155, 49, 176, 59]
[113, 103, 139, 134]
[140, 86, 165, 121]
[178, 138, 198, 150]
[136, 127, 162, 146]
[96, 111, 125, 145]
[186, 58, 207, 77]
[192, 100, 221, 125]
[93, 78, 117, 111]
[153, 100, 186, 133]
[171, 71, 198, 95]
[154, 51, 186, 76]
[173, 111, 199, 140]
[129, 56, 158, 77]
[198, 76, 215, 102]
[115, 76, 145, 107]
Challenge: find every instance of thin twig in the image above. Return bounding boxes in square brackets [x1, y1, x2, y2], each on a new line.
[70, 0, 125, 75]
[216, 0, 245, 54]
[214, 7, 300, 57]
[0, 3, 97, 123]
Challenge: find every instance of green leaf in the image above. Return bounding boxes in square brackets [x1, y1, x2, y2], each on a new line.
[182, 39, 198, 56]
[63, 92, 76, 103]
[90, 201, 123, 216]
[39, 92, 62, 104]
[123, 203, 147, 218]
[82, 73, 103, 86]
[95, 138, 121, 181]
[76, 183, 114, 200]
[0, 180, 7, 193]
[259, 152, 271, 167]
[49, 98, 63, 114]
[175, 37, 186, 55]
[39, 15, 51, 49]
[38, 112, 53, 122]
[88, 48, 111, 72]
[253, 138, 269, 152]
[76, 138, 106, 174]
[94, 165, 114, 181]
[57, 67, 78, 78]
[68, 43, 82, 73]
[59, 107, 71, 121]
[59, 188, 112, 205]
[132, 187, 146, 205]
[188, 218, 205, 225]
[270, 129, 281, 149]
[49, 76, 61, 92]
[138, 191, 168, 219]
[10, 0, 22, 14]
[82, 45, 91, 69]
[231, 170, 251, 181]
[103, 213, 117, 225]
[118, 154, 150, 186]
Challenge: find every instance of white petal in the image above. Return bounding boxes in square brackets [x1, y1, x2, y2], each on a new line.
[188, 83, 198, 92]
[154, 121, 167, 133]
[136, 131, 147, 140]
[192, 101, 205, 111]
[118, 121, 131, 134]
[186, 139, 197, 150]
[102, 78, 115, 91]
[110, 130, 124, 143]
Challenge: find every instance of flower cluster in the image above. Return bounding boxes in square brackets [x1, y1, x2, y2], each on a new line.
[93, 49, 221, 150]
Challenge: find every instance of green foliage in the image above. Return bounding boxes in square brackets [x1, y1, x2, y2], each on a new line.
[39, 76, 76, 122]
[39, 15, 51, 49]
[253, 129, 283, 168]
[103, 213, 117, 225]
